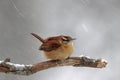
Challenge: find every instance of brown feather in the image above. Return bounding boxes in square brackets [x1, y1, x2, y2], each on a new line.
[31, 33, 45, 43]
[40, 40, 61, 51]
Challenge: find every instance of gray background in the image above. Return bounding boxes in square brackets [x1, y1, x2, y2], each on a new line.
[0, 0, 120, 80]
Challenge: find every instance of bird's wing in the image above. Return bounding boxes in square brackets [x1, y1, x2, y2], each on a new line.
[39, 40, 61, 51]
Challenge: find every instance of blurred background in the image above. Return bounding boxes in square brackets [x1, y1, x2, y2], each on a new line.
[0, 0, 120, 80]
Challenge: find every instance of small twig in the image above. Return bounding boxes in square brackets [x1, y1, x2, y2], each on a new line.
[0, 56, 107, 75]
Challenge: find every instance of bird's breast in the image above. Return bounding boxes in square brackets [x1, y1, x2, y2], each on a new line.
[44, 42, 74, 60]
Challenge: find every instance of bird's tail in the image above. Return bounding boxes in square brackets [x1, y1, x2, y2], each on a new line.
[31, 33, 45, 43]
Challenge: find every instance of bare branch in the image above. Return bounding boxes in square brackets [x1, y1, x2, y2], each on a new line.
[0, 56, 107, 75]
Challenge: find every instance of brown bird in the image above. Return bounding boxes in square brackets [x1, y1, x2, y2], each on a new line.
[31, 33, 75, 60]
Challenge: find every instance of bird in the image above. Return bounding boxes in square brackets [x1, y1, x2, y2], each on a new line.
[31, 33, 75, 60]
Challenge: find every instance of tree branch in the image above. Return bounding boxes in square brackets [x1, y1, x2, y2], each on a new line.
[0, 55, 107, 75]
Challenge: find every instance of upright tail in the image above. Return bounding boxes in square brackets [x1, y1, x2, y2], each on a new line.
[31, 33, 45, 43]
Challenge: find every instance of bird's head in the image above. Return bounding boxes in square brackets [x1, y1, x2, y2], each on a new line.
[60, 35, 76, 44]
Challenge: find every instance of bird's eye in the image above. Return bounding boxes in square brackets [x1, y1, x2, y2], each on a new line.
[62, 37, 69, 41]
[63, 39, 70, 42]
[61, 36, 74, 43]
[62, 38, 70, 43]
[63, 40, 70, 44]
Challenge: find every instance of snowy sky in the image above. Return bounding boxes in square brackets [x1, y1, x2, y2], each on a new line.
[0, 0, 120, 80]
